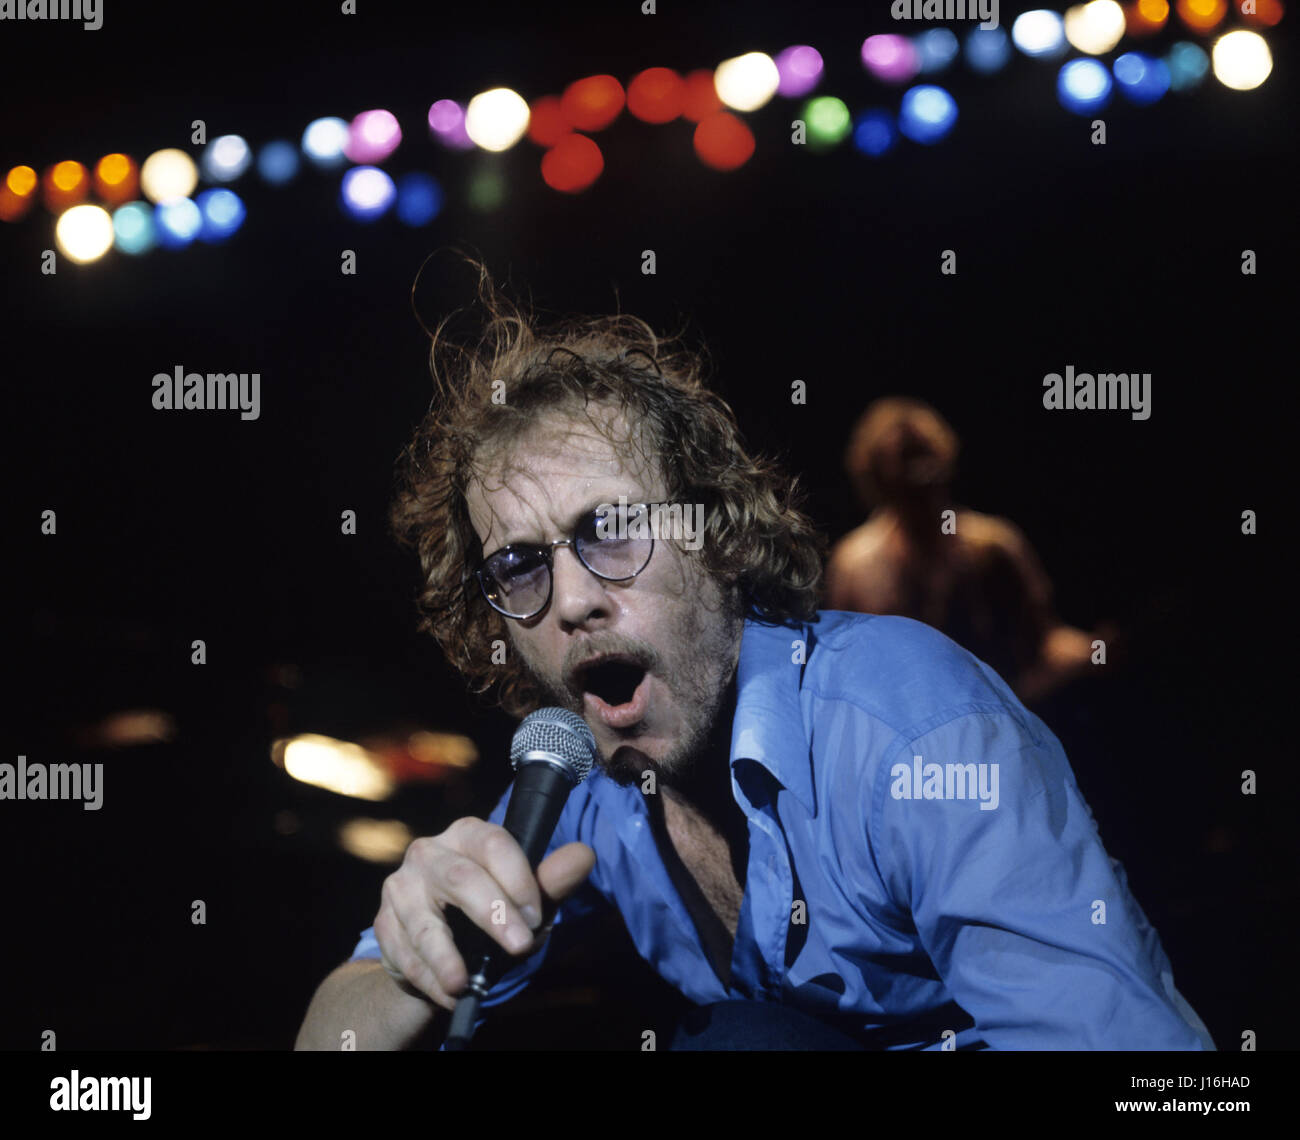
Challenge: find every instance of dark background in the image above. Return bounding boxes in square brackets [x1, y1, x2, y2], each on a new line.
[4, 1, 1295, 1050]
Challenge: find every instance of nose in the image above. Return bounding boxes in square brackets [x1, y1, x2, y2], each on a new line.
[550, 544, 613, 630]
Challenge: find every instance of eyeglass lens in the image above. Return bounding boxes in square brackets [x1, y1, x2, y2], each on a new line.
[481, 504, 653, 617]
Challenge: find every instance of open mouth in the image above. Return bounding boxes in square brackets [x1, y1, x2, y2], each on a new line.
[576, 656, 651, 729]
[579, 658, 646, 706]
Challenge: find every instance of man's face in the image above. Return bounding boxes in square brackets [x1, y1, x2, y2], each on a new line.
[465, 405, 743, 786]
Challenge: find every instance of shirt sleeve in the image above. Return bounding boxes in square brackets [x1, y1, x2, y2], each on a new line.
[348, 780, 604, 1035]
[873, 708, 1215, 1050]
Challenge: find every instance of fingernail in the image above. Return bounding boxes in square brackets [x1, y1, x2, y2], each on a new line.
[506, 925, 532, 952]
[521, 904, 541, 929]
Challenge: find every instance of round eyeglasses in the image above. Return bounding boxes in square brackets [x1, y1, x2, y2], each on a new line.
[474, 502, 658, 620]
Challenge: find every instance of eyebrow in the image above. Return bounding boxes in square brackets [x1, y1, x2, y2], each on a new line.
[497, 497, 620, 550]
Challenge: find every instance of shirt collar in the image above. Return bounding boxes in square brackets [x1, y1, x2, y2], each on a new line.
[729, 617, 817, 815]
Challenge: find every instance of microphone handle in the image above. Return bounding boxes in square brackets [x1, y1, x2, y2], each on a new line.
[501, 759, 578, 864]
[443, 760, 577, 1047]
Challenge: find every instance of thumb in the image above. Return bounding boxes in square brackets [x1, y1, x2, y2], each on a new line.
[536, 842, 596, 909]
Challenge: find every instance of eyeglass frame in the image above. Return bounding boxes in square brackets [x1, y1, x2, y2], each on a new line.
[472, 500, 668, 621]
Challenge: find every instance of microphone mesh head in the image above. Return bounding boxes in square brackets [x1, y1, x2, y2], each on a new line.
[509, 707, 597, 783]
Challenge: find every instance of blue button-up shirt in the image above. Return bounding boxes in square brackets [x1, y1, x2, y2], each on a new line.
[350, 610, 1214, 1049]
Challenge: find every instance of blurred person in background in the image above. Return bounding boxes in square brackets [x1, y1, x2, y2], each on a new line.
[825, 397, 1113, 705]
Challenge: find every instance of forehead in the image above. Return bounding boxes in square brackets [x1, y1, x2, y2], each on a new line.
[466, 405, 663, 545]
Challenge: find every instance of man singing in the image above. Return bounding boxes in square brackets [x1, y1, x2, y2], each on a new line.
[296, 262, 1212, 1051]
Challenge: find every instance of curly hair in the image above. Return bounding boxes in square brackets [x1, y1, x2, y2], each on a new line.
[389, 255, 825, 717]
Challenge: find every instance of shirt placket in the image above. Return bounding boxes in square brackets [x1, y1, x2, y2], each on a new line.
[728, 775, 794, 1001]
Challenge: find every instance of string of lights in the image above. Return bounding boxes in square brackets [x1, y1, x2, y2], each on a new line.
[0, 1, 1280, 266]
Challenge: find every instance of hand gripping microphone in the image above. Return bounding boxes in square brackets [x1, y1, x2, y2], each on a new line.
[442, 707, 597, 1050]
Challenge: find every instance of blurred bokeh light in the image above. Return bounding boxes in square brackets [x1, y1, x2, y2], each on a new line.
[714, 52, 780, 112]
[541, 134, 605, 193]
[561, 75, 625, 132]
[627, 67, 686, 123]
[54, 203, 114, 263]
[273, 733, 395, 801]
[1064, 1, 1127, 54]
[93, 154, 139, 205]
[774, 46, 824, 96]
[465, 88, 531, 152]
[140, 148, 199, 203]
[693, 111, 756, 170]
[1211, 30, 1273, 91]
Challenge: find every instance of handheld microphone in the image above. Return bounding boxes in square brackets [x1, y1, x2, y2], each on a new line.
[443, 707, 597, 1050]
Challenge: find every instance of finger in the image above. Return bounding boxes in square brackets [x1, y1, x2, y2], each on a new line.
[374, 909, 459, 1011]
[402, 910, 475, 1002]
[382, 867, 473, 1001]
[489, 843, 595, 955]
[426, 844, 537, 955]
[450, 820, 547, 929]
